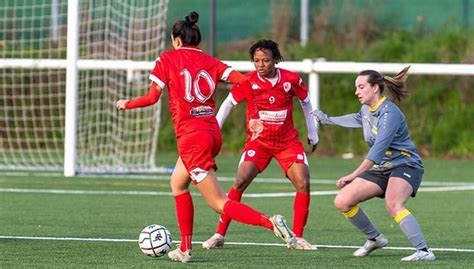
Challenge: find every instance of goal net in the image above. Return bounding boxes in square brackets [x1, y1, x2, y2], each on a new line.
[0, 0, 170, 174]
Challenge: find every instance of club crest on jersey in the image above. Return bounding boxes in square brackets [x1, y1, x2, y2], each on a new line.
[251, 83, 260, 90]
[269, 96, 275, 104]
[247, 150, 256, 157]
[190, 106, 214, 117]
[283, 82, 291, 92]
[297, 154, 304, 160]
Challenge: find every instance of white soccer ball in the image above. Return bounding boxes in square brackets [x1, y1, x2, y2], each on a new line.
[138, 224, 173, 257]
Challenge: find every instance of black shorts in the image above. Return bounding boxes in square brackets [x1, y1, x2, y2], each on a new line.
[358, 165, 424, 198]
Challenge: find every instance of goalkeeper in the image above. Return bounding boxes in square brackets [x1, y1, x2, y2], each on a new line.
[313, 66, 435, 261]
[203, 39, 319, 250]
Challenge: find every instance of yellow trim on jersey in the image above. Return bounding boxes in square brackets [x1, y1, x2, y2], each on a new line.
[371, 126, 378, 135]
[370, 96, 387, 112]
[343, 204, 360, 218]
[394, 208, 412, 223]
[401, 150, 411, 157]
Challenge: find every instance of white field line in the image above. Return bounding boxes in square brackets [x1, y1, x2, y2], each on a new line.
[0, 235, 473, 253]
[1, 171, 473, 187]
[1, 185, 474, 197]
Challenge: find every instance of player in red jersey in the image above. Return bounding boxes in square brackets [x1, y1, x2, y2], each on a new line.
[116, 12, 296, 263]
[202, 40, 319, 250]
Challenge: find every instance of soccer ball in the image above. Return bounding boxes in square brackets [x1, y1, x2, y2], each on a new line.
[138, 224, 173, 257]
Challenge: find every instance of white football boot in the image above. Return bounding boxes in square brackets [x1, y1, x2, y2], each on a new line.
[294, 237, 317, 250]
[168, 248, 192, 263]
[270, 215, 297, 248]
[353, 234, 389, 256]
[401, 249, 436, 261]
[202, 233, 225, 249]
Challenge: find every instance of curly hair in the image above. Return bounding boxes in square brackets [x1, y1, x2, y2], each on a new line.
[248, 39, 283, 63]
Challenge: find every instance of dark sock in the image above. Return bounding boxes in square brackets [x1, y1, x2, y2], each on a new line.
[368, 233, 380, 241]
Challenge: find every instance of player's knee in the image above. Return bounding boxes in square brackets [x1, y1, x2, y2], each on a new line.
[293, 177, 310, 192]
[233, 177, 251, 192]
[169, 179, 187, 195]
[169, 180, 178, 192]
[385, 200, 404, 216]
[334, 195, 353, 212]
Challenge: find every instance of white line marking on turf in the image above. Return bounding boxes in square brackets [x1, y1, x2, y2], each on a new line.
[1, 235, 473, 253]
[2, 171, 473, 186]
[0, 188, 173, 196]
[1, 185, 474, 197]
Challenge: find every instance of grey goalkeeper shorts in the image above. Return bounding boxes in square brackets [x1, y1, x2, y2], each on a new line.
[358, 165, 424, 198]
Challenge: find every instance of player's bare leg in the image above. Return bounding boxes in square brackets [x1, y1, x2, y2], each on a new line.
[196, 169, 296, 247]
[170, 157, 192, 196]
[203, 162, 259, 249]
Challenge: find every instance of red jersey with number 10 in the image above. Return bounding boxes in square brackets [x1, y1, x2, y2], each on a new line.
[149, 46, 234, 138]
[230, 68, 308, 150]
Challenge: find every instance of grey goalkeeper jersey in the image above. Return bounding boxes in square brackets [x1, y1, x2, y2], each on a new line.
[315, 98, 423, 170]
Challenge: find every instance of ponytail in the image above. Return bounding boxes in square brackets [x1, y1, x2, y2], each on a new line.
[359, 66, 411, 102]
[383, 66, 410, 102]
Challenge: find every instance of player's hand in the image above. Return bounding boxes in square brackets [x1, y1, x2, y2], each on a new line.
[307, 138, 318, 152]
[336, 174, 356, 189]
[249, 118, 263, 141]
[307, 132, 319, 152]
[116, 100, 129, 110]
[311, 109, 326, 123]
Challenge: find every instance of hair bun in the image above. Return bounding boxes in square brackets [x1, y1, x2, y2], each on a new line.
[185, 11, 199, 25]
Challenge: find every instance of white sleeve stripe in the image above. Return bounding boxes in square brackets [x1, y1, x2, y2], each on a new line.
[149, 74, 166, 89]
[300, 96, 311, 104]
[229, 93, 239, 105]
[221, 67, 234, 81]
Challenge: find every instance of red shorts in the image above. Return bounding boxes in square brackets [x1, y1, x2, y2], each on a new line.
[177, 130, 222, 184]
[239, 139, 308, 175]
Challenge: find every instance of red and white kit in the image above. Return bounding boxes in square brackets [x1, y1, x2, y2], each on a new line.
[227, 68, 310, 173]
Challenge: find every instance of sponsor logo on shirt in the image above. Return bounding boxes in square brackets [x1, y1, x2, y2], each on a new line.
[258, 110, 288, 125]
[251, 83, 260, 90]
[190, 106, 214, 117]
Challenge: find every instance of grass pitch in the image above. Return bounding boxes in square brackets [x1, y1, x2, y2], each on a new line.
[0, 156, 473, 268]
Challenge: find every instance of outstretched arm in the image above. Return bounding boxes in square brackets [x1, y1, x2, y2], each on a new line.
[299, 97, 319, 151]
[116, 83, 162, 110]
[312, 109, 363, 128]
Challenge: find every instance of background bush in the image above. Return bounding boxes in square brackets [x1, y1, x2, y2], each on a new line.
[158, 28, 474, 159]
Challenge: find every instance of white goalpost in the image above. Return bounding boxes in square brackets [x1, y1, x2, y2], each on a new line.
[0, 0, 170, 175]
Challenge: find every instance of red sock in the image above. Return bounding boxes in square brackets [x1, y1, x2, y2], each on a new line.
[216, 187, 243, 236]
[293, 192, 310, 237]
[174, 192, 194, 252]
[223, 200, 273, 231]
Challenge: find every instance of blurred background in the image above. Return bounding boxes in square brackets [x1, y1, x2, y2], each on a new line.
[1, 0, 473, 175]
[165, 0, 474, 159]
